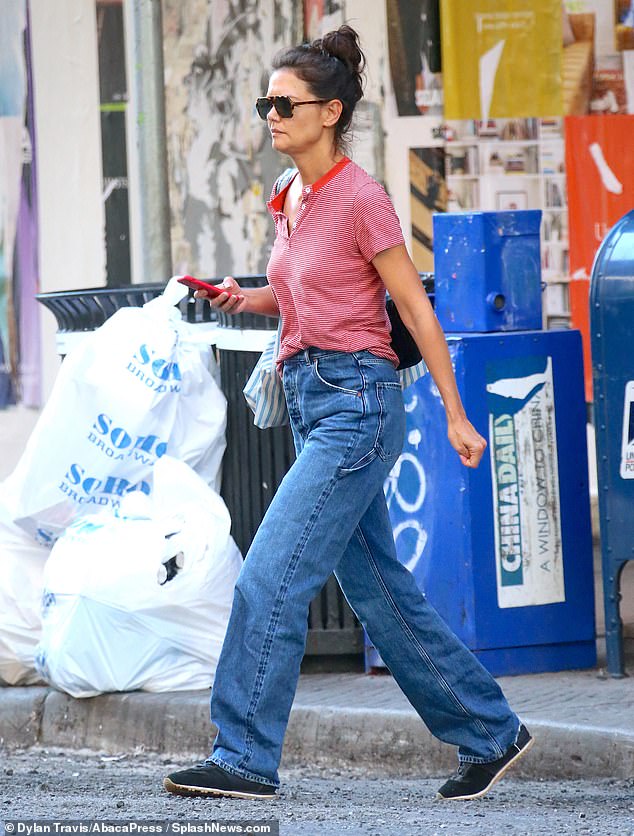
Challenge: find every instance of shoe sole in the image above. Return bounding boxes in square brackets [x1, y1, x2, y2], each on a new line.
[163, 776, 277, 800]
[436, 735, 535, 801]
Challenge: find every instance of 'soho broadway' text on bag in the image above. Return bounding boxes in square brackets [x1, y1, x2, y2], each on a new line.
[1, 279, 226, 544]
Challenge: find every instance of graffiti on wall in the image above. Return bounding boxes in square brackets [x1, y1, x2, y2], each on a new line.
[163, 0, 300, 278]
[304, 0, 344, 40]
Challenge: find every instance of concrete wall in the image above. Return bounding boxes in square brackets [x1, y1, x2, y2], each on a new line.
[30, 0, 106, 400]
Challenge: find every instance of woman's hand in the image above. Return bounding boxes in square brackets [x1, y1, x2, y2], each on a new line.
[195, 278, 280, 318]
[195, 276, 248, 314]
[447, 415, 487, 469]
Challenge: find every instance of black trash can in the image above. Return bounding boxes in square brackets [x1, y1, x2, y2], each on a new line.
[36, 283, 216, 358]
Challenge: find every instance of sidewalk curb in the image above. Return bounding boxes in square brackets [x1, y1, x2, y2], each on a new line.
[0, 687, 48, 749]
[2, 687, 633, 780]
[38, 688, 215, 755]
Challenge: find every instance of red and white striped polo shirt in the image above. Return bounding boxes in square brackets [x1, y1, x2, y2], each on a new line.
[266, 157, 404, 369]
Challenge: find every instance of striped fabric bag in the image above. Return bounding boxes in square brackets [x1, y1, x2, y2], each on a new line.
[399, 359, 428, 389]
[243, 321, 289, 429]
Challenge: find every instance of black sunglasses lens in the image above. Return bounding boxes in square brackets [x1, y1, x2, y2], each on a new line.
[256, 98, 272, 120]
[256, 96, 293, 119]
[273, 96, 293, 117]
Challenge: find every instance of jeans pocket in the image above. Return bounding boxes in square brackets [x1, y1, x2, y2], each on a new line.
[375, 381, 405, 464]
[312, 358, 362, 397]
[340, 439, 379, 473]
[340, 381, 404, 474]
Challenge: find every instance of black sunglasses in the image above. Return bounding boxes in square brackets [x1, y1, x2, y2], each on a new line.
[255, 95, 328, 120]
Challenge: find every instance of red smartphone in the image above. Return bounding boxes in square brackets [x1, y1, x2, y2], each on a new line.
[177, 275, 238, 298]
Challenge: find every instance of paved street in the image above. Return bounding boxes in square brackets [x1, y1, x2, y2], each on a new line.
[2, 405, 634, 836]
[1, 749, 634, 836]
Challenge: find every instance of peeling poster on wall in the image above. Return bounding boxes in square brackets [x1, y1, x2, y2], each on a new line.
[386, 0, 443, 117]
[165, 1, 300, 278]
[441, 0, 562, 120]
[409, 146, 446, 272]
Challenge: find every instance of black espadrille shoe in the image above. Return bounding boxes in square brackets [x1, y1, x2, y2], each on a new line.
[164, 762, 277, 800]
[436, 724, 534, 801]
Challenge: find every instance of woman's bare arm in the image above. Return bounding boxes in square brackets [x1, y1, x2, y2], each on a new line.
[372, 244, 487, 469]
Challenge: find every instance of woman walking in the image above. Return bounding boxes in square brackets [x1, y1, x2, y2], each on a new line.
[165, 24, 532, 802]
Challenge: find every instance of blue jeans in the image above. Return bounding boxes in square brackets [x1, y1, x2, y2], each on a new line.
[208, 348, 520, 787]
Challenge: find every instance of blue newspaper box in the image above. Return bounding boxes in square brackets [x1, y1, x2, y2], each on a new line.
[369, 329, 596, 676]
[433, 211, 543, 333]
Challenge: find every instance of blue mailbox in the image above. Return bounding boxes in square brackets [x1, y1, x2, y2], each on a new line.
[591, 209, 634, 678]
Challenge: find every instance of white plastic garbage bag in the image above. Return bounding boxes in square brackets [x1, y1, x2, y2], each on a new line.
[1, 278, 226, 545]
[0, 496, 49, 685]
[35, 456, 242, 697]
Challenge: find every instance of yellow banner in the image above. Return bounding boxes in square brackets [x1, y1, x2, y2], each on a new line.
[441, 0, 563, 119]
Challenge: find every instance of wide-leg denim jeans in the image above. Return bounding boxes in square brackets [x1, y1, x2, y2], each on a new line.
[208, 348, 520, 787]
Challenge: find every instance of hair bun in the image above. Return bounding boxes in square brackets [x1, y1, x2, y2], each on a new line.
[272, 24, 366, 151]
[317, 25, 365, 76]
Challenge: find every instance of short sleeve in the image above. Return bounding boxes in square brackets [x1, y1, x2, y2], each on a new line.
[353, 181, 405, 263]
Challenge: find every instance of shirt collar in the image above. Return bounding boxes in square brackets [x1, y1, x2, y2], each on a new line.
[268, 156, 350, 213]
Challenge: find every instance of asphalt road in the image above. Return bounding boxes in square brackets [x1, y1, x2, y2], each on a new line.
[1, 749, 633, 836]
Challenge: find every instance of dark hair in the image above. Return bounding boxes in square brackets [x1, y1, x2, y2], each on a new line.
[271, 25, 366, 151]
